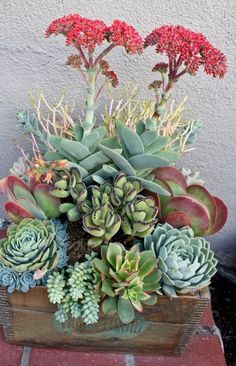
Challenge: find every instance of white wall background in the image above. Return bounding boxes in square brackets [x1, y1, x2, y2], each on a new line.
[0, 0, 235, 257]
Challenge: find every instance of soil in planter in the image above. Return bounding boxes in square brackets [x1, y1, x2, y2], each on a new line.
[211, 270, 236, 366]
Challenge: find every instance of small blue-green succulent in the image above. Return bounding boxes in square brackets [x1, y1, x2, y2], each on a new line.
[46, 253, 100, 325]
[137, 223, 217, 297]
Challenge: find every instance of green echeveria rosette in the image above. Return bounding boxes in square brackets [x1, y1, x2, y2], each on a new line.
[92, 242, 161, 324]
[137, 223, 218, 297]
[0, 218, 59, 273]
[0, 219, 69, 293]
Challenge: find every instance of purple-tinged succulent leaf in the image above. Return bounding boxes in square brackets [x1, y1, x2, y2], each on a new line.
[165, 180, 186, 196]
[164, 195, 210, 236]
[33, 183, 61, 219]
[153, 167, 187, 188]
[17, 198, 47, 220]
[5, 201, 35, 223]
[186, 184, 217, 229]
[207, 196, 228, 235]
[161, 210, 192, 228]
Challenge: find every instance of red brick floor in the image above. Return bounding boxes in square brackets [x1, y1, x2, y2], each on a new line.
[0, 305, 226, 366]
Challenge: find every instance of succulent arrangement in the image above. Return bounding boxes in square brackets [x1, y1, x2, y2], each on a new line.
[0, 14, 228, 326]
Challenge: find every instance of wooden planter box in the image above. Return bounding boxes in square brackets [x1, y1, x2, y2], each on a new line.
[0, 286, 209, 355]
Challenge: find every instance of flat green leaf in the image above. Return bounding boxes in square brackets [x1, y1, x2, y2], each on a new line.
[128, 154, 172, 170]
[122, 127, 144, 156]
[106, 242, 123, 268]
[45, 151, 64, 161]
[142, 293, 158, 305]
[102, 297, 117, 314]
[118, 297, 135, 324]
[33, 184, 60, 218]
[80, 151, 110, 171]
[17, 198, 47, 220]
[92, 258, 109, 276]
[157, 151, 179, 162]
[101, 279, 115, 297]
[101, 137, 121, 149]
[61, 138, 90, 161]
[99, 144, 135, 176]
[73, 125, 84, 142]
[47, 135, 77, 162]
[140, 131, 159, 147]
[144, 136, 169, 154]
[81, 131, 100, 151]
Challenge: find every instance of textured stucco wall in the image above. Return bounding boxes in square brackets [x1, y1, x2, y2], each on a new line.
[0, 0, 235, 256]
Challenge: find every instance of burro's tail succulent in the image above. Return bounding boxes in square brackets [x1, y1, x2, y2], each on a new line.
[151, 167, 228, 236]
[92, 242, 161, 324]
[0, 175, 61, 223]
[137, 223, 218, 297]
[0, 218, 60, 273]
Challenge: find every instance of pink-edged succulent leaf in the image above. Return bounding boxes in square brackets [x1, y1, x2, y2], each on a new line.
[165, 180, 186, 196]
[186, 184, 217, 229]
[161, 210, 192, 228]
[5, 201, 35, 223]
[17, 198, 47, 220]
[153, 178, 172, 216]
[206, 196, 228, 235]
[33, 183, 61, 219]
[153, 167, 187, 189]
[3, 176, 31, 196]
[164, 195, 210, 236]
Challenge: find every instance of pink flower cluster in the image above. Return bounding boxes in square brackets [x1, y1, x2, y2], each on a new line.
[46, 14, 108, 52]
[46, 14, 143, 54]
[145, 25, 227, 77]
[107, 20, 143, 54]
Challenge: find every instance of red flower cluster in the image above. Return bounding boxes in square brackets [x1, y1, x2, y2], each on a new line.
[145, 25, 227, 77]
[107, 20, 143, 54]
[46, 15, 143, 55]
[46, 14, 108, 52]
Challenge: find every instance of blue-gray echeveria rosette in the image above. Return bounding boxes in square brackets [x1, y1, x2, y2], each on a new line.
[137, 223, 218, 297]
[0, 219, 69, 293]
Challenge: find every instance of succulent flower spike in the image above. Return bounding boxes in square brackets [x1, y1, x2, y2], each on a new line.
[83, 203, 121, 248]
[92, 242, 161, 324]
[145, 25, 227, 118]
[0, 219, 60, 273]
[0, 175, 61, 223]
[137, 223, 218, 297]
[152, 167, 228, 236]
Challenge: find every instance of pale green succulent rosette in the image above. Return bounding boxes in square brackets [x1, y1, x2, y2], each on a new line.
[0, 218, 60, 273]
[137, 223, 218, 297]
[93, 242, 161, 324]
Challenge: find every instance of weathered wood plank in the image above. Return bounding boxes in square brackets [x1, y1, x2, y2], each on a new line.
[0, 286, 210, 355]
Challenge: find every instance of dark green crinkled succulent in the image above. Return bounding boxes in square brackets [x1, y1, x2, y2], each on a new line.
[0, 218, 60, 273]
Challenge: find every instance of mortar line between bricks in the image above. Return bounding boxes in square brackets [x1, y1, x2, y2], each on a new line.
[20, 346, 31, 366]
[125, 354, 135, 366]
